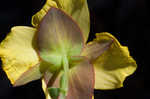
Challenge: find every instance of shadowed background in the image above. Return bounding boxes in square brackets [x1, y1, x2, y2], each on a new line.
[0, 0, 150, 99]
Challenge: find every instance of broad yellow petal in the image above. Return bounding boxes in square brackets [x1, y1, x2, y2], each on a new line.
[0, 26, 42, 86]
[92, 32, 137, 89]
[32, 0, 90, 42]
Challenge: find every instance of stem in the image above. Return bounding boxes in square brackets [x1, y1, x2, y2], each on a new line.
[60, 55, 69, 96]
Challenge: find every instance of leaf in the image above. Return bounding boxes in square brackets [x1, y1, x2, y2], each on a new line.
[0, 26, 42, 86]
[37, 7, 84, 72]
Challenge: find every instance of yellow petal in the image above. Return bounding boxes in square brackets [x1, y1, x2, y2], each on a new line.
[42, 79, 52, 99]
[32, 0, 58, 27]
[32, 0, 90, 42]
[0, 26, 42, 86]
[92, 96, 94, 99]
[93, 32, 137, 89]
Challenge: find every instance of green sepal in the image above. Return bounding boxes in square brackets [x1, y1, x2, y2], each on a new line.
[37, 7, 84, 73]
[48, 87, 60, 99]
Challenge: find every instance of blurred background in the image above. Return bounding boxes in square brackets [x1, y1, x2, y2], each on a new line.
[0, 0, 150, 99]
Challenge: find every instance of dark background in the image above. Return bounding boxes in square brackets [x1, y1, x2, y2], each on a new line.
[0, 0, 150, 99]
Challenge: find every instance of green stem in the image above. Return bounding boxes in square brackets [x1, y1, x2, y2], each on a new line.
[60, 55, 69, 97]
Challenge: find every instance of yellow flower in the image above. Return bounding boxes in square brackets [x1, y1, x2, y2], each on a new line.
[0, 0, 137, 99]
